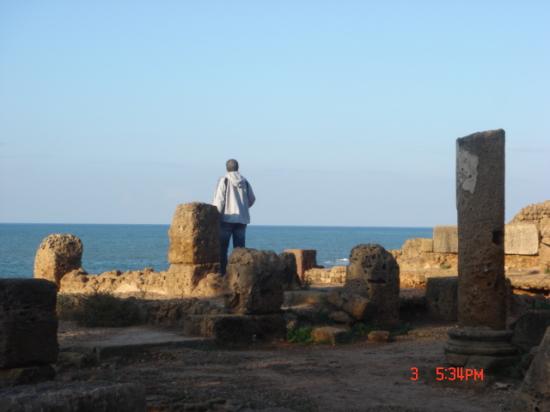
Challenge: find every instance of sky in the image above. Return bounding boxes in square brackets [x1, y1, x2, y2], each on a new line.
[1, 1, 549, 226]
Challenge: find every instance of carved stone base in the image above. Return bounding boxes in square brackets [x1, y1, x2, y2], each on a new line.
[445, 327, 519, 373]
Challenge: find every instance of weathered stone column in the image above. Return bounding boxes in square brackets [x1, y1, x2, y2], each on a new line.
[445, 129, 517, 371]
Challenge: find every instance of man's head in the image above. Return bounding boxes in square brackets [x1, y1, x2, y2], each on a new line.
[226, 159, 239, 172]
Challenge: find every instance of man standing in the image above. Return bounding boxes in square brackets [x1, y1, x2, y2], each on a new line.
[212, 159, 256, 274]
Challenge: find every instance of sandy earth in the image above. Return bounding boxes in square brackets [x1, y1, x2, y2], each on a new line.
[56, 322, 520, 412]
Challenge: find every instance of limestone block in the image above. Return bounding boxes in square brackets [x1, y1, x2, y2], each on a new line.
[401, 238, 433, 257]
[167, 263, 220, 296]
[346, 244, 400, 327]
[34, 234, 83, 286]
[279, 252, 301, 290]
[283, 249, 318, 281]
[520, 326, 550, 410]
[0, 279, 58, 368]
[505, 223, 539, 255]
[432, 226, 458, 253]
[327, 290, 369, 320]
[168, 202, 220, 265]
[368, 330, 391, 342]
[311, 326, 350, 345]
[425, 277, 458, 321]
[0, 381, 146, 412]
[225, 248, 285, 314]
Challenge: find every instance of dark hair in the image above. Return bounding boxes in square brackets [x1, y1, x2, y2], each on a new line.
[226, 159, 239, 172]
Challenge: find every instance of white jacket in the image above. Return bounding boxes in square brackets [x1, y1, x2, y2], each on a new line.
[212, 171, 256, 224]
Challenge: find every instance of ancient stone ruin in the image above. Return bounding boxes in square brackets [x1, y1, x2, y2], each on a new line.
[0, 279, 58, 386]
[324, 244, 400, 328]
[444, 129, 518, 371]
[34, 234, 83, 288]
[283, 249, 318, 282]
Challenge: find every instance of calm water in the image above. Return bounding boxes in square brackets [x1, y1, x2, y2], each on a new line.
[0, 224, 432, 278]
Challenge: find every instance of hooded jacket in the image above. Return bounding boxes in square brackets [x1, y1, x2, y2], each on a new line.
[212, 171, 256, 224]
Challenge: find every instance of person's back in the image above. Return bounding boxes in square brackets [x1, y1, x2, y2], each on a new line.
[212, 159, 255, 274]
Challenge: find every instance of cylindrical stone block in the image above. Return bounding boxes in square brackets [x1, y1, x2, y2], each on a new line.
[456, 129, 506, 329]
[167, 203, 220, 265]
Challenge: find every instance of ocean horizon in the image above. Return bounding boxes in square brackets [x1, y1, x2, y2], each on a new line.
[0, 223, 432, 278]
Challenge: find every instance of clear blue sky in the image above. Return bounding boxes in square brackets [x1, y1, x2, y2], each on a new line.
[1, 1, 549, 226]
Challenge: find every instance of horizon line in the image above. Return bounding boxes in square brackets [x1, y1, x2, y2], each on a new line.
[0, 222, 436, 229]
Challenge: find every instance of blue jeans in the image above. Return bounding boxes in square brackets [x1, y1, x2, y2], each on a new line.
[219, 222, 247, 275]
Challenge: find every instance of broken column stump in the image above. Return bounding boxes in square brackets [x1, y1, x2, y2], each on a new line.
[345, 244, 400, 327]
[445, 129, 518, 373]
[222, 248, 286, 343]
[33, 234, 83, 287]
[167, 203, 221, 295]
[0, 279, 58, 386]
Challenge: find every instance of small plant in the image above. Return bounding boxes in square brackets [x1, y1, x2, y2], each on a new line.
[439, 262, 452, 270]
[61, 292, 145, 327]
[545, 266, 550, 275]
[287, 326, 313, 344]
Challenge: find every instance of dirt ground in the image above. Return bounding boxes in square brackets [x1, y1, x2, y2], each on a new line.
[56, 322, 521, 412]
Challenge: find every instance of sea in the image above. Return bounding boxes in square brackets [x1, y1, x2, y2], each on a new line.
[0, 224, 432, 278]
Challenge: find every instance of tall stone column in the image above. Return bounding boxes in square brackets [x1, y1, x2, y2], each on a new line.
[445, 129, 517, 372]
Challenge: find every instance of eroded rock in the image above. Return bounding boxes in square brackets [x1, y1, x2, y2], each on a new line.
[34, 234, 83, 287]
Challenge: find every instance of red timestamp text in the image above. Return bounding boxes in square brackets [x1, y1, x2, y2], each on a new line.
[409, 367, 484, 382]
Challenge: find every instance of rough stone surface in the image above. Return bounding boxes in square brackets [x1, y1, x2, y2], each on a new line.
[311, 326, 350, 345]
[456, 129, 506, 330]
[326, 290, 369, 321]
[34, 234, 83, 287]
[519, 326, 550, 411]
[225, 248, 285, 315]
[425, 277, 458, 321]
[511, 310, 550, 352]
[279, 252, 301, 290]
[0, 381, 146, 412]
[0, 279, 58, 368]
[367, 330, 391, 343]
[59, 265, 224, 298]
[283, 249, 318, 281]
[505, 223, 539, 255]
[345, 244, 400, 327]
[433, 226, 458, 253]
[401, 238, 433, 257]
[167, 202, 220, 265]
[305, 266, 346, 285]
[511, 200, 550, 228]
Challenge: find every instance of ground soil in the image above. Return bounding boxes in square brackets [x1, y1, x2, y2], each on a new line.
[56, 321, 520, 412]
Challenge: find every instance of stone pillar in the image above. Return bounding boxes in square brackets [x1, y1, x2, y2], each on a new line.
[34, 234, 83, 287]
[166, 203, 221, 295]
[0, 279, 58, 386]
[345, 244, 400, 327]
[445, 129, 517, 372]
[283, 249, 318, 282]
